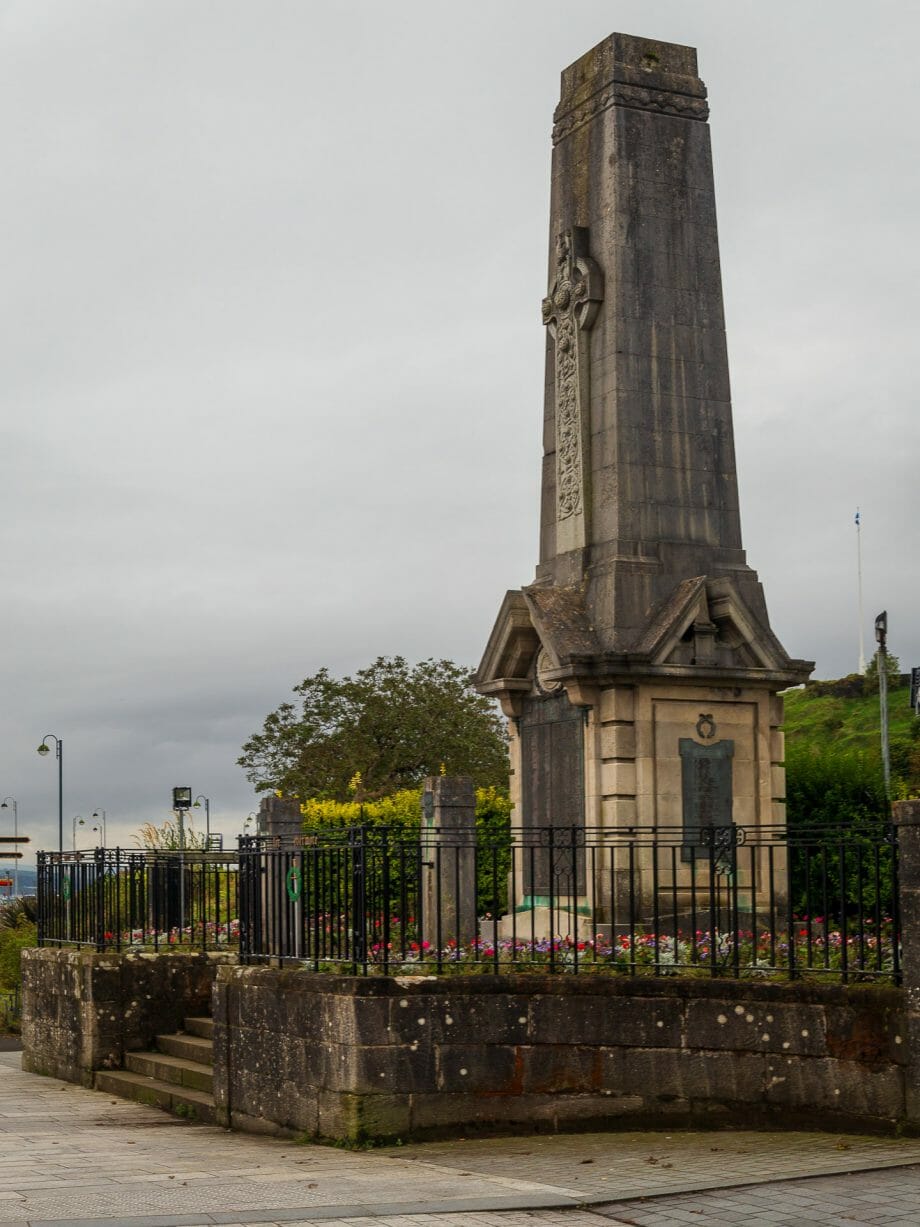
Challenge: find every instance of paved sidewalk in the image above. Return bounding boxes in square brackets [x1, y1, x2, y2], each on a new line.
[594, 1166, 920, 1225]
[3, 1050, 920, 1226]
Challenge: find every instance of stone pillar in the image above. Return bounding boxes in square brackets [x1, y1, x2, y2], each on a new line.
[258, 795, 302, 841]
[893, 800, 920, 1122]
[256, 796, 303, 960]
[420, 776, 477, 954]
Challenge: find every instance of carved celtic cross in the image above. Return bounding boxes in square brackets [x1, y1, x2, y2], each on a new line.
[541, 228, 602, 549]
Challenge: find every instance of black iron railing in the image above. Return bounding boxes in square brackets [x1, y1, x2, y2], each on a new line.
[36, 824, 898, 980]
[236, 823, 899, 982]
[36, 848, 239, 952]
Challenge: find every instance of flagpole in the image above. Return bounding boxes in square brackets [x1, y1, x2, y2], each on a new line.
[856, 508, 866, 675]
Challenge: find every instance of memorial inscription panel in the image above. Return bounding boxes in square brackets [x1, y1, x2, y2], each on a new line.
[520, 692, 585, 895]
[679, 738, 734, 856]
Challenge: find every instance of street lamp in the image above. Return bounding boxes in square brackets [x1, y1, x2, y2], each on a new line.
[72, 815, 85, 851]
[91, 810, 107, 847]
[1, 798, 19, 896]
[37, 734, 63, 853]
[192, 795, 210, 846]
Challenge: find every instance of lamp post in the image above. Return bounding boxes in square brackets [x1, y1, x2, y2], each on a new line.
[72, 815, 85, 851]
[37, 735, 63, 853]
[91, 810, 107, 847]
[193, 795, 210, 847]
[0, 798, 19, 896]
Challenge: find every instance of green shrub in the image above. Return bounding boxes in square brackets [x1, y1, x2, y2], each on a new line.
[785, 743, 892, 918]
[0, 896, 36, 929]
[786, 742, 889, 830]
[299, 784, 513, 918]
[0, 916, 37, 990]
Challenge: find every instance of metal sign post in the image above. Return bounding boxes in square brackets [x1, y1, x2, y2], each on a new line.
[876, 612, 890, 799]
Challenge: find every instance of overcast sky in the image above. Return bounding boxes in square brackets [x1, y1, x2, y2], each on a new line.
[1, 1, 917, 863]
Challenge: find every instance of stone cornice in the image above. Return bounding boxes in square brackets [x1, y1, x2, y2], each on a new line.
[552, 80, 709, 145]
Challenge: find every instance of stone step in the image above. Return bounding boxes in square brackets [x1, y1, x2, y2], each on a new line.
[155, 1032, 214, 1066]
[184, 1016, 214, 1040]
[125, 1050, 213, 1094]
[94, 1069, 217, 1125]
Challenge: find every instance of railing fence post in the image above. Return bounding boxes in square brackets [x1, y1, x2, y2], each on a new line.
[892, 801, 919, 1123]
[94, 848, 106, 951]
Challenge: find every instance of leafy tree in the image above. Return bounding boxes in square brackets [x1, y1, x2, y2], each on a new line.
[239, 656, 508, 801]
[864, 650, 901, 694]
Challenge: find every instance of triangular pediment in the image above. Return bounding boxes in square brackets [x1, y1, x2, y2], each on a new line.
[638, 575, 793, 672]
[475, 590, 541, 691]
[475, 584, 600, 696]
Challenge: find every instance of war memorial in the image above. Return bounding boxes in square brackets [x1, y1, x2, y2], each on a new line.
[476, 32, 812, 935]
[20, 33, 920, 1144]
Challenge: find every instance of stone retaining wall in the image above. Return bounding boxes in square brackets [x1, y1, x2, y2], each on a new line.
[213, 967, 907, 1141]
[21, 948, 235, 1086]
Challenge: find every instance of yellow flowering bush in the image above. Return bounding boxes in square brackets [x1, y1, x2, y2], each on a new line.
[299, 786, 510, 835]
[297, 785, 512, 916]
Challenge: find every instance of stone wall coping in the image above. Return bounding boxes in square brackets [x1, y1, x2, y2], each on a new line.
[23, 948, 238, 966]
[217, 965, 901, 1007]
[893, 800, 920, 826]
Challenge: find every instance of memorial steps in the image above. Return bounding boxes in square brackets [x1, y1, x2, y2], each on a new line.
[94, 1014, 218, 1125]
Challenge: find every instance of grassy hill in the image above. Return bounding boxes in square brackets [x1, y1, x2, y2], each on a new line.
[783, 675, 920, 805]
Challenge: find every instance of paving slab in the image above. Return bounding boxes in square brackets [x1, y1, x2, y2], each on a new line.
[588, 1164, 920, 1225]
[381, 1129, 920, 1203]
[4, 1051, 920, 1226]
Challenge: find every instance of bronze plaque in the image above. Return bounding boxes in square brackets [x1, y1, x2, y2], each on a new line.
[679, 738, 734, 854]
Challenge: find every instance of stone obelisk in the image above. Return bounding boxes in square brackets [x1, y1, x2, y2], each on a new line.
[477, 34, 812, 923]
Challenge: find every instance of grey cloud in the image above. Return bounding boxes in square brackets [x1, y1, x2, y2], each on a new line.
[1, 0, 916, 861]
